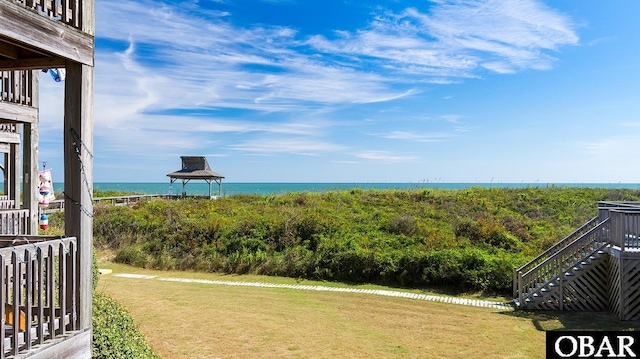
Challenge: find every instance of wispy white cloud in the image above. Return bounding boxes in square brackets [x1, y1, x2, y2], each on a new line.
[309, 0, 578, 77]
[580, 136, 640, 158]
[439, 115, 461, 123]
[355, 151, 418, 162]
[228, 138, 346, 156]
[378, 131, 453, 142]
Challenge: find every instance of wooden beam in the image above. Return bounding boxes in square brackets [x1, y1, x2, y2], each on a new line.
[0, 42, 19, 59]
[0, 102, 38, 123]
[0, 131, 20, 144]
[64, 61, 93, 330]
[0, 57, 66, 70]
[0, 36, 53, 57]
[0, 1, 93, 66]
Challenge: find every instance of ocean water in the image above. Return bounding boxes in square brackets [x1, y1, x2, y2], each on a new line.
[44, 182, 640, 197]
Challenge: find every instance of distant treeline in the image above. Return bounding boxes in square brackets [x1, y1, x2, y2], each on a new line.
[80, 187, 640, 294]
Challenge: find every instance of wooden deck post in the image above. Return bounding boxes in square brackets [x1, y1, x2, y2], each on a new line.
[23, 71, 39, 234]
[3, 152, 8, 195]
[63, 0, 94, 333]
[64, 61, 93, 330]
[9, 140, 19, 206]
[22, 121, 39, 234]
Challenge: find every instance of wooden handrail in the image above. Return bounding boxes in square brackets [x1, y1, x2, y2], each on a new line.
[515, 216, 599, 275]
[516, 218, 609, 304]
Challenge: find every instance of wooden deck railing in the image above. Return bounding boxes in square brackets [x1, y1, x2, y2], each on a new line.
[609, 210, 640, 251]
[0, 71, 34, 107]
[9, 0, 81, 29]
[0, 236, 78, 357]
[0, 124, 17, 134]
[0, 210, 29, 235]
[515, 218, 610, 305]
[0, 201, 15, 210]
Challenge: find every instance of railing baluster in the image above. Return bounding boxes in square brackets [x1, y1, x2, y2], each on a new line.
[58, 242, 66, 335]
[46, 245, 54, 340]
[11, 252, 19, 356]
[8, 71, 15, 103]
[24, 249, 32, 350]
[68, 241, 77, 330]
[36, 248, 44, 345]
[62, 0, 69, 23]
[4, 266, 8, 311]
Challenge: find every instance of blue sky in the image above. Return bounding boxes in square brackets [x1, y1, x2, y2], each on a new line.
[38, 0, 640, 183]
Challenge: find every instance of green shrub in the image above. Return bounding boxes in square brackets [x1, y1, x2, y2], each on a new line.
[93, 293, 160, 359]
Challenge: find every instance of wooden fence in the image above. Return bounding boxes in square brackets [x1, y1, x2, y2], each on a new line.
[44, 194, 175, 213]
[0, 237, 78, 357]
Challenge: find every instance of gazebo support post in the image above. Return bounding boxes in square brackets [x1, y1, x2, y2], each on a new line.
[216, 179, 222, 196]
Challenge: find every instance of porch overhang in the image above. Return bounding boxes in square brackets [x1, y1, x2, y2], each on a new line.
[0, 1, 94, 70]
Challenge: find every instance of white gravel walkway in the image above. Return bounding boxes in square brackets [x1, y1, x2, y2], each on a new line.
[113, 273, 514, 310]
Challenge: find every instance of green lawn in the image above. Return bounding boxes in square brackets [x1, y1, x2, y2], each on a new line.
[96, 262, 637, 359]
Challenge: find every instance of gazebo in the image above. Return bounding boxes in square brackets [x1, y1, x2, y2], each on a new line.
[167, 156, 225, 197]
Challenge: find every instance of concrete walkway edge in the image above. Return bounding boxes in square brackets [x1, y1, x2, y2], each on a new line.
[112, 272, 515, 310]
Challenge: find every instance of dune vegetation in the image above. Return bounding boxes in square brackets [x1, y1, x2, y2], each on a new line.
[78, 186, 640, 295]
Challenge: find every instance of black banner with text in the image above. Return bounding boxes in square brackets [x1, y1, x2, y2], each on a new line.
[547, 331, 639, 359]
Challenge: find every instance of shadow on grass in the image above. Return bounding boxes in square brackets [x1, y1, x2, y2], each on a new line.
[500, 310, 640, 331]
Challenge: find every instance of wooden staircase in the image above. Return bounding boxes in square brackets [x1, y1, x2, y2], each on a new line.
[514, 202, 640, 319]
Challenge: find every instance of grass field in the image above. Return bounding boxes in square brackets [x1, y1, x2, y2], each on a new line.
[96, 262, 638, 359]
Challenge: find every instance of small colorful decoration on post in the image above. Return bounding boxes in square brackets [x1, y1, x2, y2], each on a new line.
[39, 213, 49, 230]
[38, 169, 55, 206]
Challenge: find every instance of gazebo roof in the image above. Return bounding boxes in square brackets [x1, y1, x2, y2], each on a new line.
[167, 156, 225, 180]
